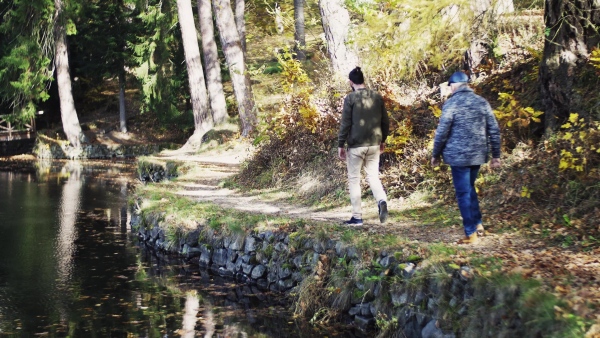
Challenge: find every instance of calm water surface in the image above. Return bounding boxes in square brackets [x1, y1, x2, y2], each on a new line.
[0, 161, 352, 337]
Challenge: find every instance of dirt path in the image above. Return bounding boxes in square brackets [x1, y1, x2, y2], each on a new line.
[151, 147, 600, 326]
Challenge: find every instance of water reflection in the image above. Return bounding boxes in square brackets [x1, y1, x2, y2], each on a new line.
[0, 161, 354, 337]
[181, 291, 200, 337]
[56, 161, 82, 284]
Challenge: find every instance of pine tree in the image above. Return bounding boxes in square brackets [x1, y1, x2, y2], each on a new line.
[0, 0, 54, 121]
[70, 0, 137, 133]
[131, 0, 188, 127]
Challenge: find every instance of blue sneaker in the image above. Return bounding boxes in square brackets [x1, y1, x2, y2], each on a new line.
[344, 217, 363, 226]
[378, 200, 388, 223]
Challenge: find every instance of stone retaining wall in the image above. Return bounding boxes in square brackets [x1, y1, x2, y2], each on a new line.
[132, 211, 468, 337]
[33, 138, 169, 159]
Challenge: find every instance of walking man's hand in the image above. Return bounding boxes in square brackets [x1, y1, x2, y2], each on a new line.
[431, 157, 440, 167]
[490, 158, 501, 169]
[338, 147, 346, 161]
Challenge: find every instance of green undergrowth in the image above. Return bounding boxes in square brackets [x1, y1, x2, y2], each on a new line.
[293, 227, 590, 337]
[464, 273, 589, 338]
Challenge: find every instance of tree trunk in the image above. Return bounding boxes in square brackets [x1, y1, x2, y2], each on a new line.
[198, 0, 228, 125]
[539, 0, 600, 134]
[118, 70, 127, 133]
[214, 0, 256, 136]
[319, 0, 358, 77]
[54, 0, 86, 147]
[471, 0, 514, 16]
[294, 0, 306, 60]
[176, 0, 213, 149]
[464, 0, 515, 75]
[275, 3, 284, 35]
[234, 0, 246, 54]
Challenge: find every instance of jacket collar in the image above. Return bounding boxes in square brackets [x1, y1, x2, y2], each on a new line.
[450, 85, 473, 97]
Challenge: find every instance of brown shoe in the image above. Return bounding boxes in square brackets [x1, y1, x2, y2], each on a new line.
[457, 232, 478, 244]
[476, 224, 485, 236]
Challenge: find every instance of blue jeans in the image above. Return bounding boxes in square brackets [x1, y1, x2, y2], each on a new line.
[451, 165, 482, 237]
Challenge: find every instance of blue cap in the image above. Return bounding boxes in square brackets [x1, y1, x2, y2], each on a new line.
[447, 71, 469, 85]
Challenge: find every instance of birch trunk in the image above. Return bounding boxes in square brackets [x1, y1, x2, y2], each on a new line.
[294, 0, 306, 60]
[275, 3, 284, 34]
[176, 0, 213, 149]
[54, 0, 86, 147]
[319, 0, 358, 77]
[234, 0, 246, 54]
[214, 0, 256, 136]
[198, 0, 228, 124]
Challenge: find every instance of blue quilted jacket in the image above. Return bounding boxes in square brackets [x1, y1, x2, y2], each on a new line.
[432, 86, 501, 166]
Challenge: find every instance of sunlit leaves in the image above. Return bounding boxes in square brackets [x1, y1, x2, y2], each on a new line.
[259, 47, 321, 138]
[350, 0, 475, 81]
[588, 47, 600, 75]
[557, 113, 600, 173]
[521, 186, 532, 198]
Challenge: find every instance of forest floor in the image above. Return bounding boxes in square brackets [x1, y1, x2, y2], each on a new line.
[147, 141, 600, 335]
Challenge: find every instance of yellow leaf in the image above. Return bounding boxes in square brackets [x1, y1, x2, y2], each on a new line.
[576, 146, 583, 153]
[561, 123, 572, 129]
[563, 132, 573, 140]
[560, 149, 573, 157]
[569, 113, 579, 124]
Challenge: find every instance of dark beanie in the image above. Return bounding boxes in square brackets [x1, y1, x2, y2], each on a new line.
[349, 67, 364, 84]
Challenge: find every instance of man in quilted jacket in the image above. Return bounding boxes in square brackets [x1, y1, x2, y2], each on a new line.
[431, 71, 502, 244]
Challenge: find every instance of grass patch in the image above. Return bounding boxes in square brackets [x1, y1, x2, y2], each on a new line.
[396, 201, 462, 228]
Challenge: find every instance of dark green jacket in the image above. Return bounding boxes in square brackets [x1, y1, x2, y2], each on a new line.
[338, 88, 389, 148]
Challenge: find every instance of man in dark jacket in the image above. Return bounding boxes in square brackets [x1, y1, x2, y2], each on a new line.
[431, 71, 501, 244]
[338, 67, 390, 226]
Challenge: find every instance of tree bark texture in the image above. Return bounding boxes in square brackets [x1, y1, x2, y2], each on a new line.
[118, 70, 127, 133]
[471, 0, 514, 16]
[214, 0, 256, 136]
[294, 0, 306, 60]
[176, 0, 213, 147]
[54, 0, 86, 147]
[275, 3, 284, 35]
[198, 0, 228, 125]
[464, 0, 515, 75]
[319, 0, 359, 77]
[539, 0, 600, 133]
[234, 0, 246, 54]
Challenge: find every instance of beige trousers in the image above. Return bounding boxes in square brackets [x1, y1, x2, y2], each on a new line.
[347, 146, 387, 219]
